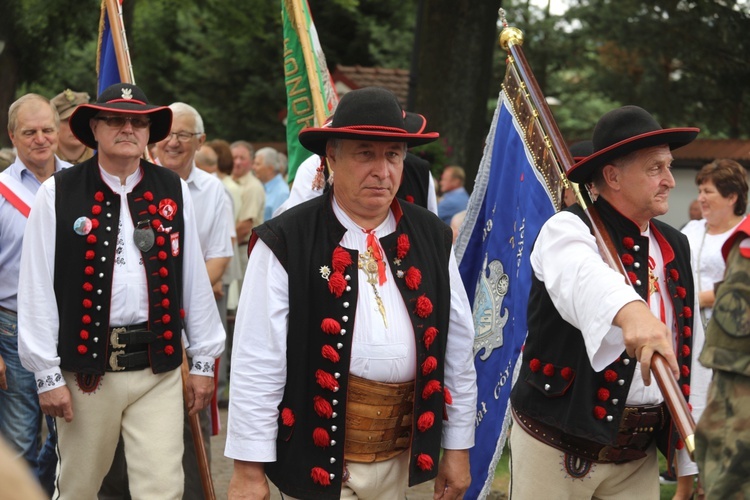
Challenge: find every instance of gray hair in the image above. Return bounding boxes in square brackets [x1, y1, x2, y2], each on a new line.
[168, 102, 205, 134]
[8, 94, 59, 133]
[231, 140, 254, 157]
[255, 147, 281, 173]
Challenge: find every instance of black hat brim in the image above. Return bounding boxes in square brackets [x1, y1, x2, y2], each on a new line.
[299, 128, 439, 157]
[567, 128, 699, 183]
[69, 102, 172, 150]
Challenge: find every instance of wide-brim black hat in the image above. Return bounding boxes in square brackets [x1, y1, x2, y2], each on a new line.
[69, 83, 172, 149]
[567, 105, 699, 183]
[298, 87, 439, 157]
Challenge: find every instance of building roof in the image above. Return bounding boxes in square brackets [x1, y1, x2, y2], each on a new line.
[332, 64, 411, 107]
[672, 139, 750, 169]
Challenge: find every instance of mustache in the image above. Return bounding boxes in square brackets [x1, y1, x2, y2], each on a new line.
[114, 137, 139, 145]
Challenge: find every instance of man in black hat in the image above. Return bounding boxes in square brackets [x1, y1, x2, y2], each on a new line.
[509, 105, 701, 497]
[225, 87, 477, 500]
[16, 83, 225, 499]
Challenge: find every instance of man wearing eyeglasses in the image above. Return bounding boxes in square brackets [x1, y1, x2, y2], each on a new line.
[16, 83, 225, 499]
[100, 101, 235, 500]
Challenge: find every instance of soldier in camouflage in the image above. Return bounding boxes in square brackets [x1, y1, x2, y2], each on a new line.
[696, 216, 750, 497]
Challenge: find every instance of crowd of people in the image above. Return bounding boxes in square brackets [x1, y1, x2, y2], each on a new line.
[0, 83, 748, 500]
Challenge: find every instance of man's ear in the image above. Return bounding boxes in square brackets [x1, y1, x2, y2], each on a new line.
[601, 164, 620, 191]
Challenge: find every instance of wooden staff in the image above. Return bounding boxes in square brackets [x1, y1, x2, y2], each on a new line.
[181, 345, 216, 500]
[499, 23, 696, 457]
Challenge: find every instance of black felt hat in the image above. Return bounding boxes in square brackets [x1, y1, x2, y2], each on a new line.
[567, 106, 699, 183]
[69, 83, 172, 149]
[298, 87, 439, 156]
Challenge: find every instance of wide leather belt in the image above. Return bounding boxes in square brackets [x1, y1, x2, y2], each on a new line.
[109, 323, 155, 349]
[344, 374, 415, 463]
[513, 403, 666, 464]
[106, 351, 150, 372]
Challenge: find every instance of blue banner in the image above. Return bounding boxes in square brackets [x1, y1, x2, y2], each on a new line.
[455, 91, 556, 499]
[97, 2, 121, 97]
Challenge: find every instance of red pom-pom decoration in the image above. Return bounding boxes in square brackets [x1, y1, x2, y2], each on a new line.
[156, 236, 166, 246]
[80, 330, 89, 340]
[397, 234, 410, 259]
[87, 234, 97, 244]
[444, 387, 453, 405]
[676, 439, 685, 450]
[163, 330, 173, 340]
[158, 251, 168, 261]
[77, 345, 88, 354]
[92, 205, 102, 215]
[161, 298, 170, 308]
[162, 314, 171, 324]
[683, 306, 692, 319]
[320, 318, 341, 335]
[561, 367, 574, 381]
[313, 427, 330, 448]
[85, 250, 95, 260]
[159, 267, 169, 278]
[321, 345, 340, 363]
[94, 191, 105, 202]
[682, 384, 690, 396]
[593, 406, 607, 420]
[682, 345, 691, 357]
[416, 453, 434, 471]
[543, 363, 555, 377]
[331, 247, 353, 273]
[281, 407, 295, 426]
[327, 271, 347, 298]
[82, 299, 92, 308]
[148, 205, 157, 215]
[676, 286, 687, 299]
[143, 191, 154, 201]
[180, 309, 185, 318]
[315, 370, 339, 392]
[310, 467, 331, 486]
[160, 284, 169, 294]
[85, 266, 94, 275]
[152, 219, 162, 229]
[82, 315, 91, 324]
[604, 369, 618, 382]
[405, 195, 415, 203]
[627, 271, 638, 284]
[421, 356, 437, 376]
[529, 358, 542, 372]
[415, 295, 433, 318]
[423, 327, 438, 350]
[422, 380, 442, 399]
[597, 388, 610, 401]
[313, 396, 333, 419]
[164, 345, 175, 355]
[621, 254, 634, 266]
[681, 365, 690, 377]
[683, 326, 692, 338]
[417, 411, 435, 432]
[622, 237, 635, 249]
[670, 269, 680, 281]
[91, 219, 99, 229]
[405, 267, 422, 290]
[83, 282, 93, 292]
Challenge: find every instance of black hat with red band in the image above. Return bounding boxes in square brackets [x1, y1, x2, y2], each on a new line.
[298, 87, 439, 157]
[69, 83, 172, 149]
[567, 105, 699, 183]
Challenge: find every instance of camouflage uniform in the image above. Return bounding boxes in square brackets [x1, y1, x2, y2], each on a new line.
[696, 217, 750, 498]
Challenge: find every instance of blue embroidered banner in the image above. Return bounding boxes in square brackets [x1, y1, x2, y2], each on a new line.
[455, 90, 556, 499]
[97, 0, 123, 97]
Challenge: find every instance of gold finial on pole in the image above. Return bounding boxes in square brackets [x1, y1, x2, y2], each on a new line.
[499, 26, 524, 51]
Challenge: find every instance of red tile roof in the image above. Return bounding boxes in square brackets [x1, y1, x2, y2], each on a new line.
[333, 65, 411, 107]
[672, 139, 750, 168]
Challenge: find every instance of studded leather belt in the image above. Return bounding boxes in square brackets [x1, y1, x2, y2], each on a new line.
[106, 323, 154, 372]
[512, 403, 666, 464]
[344, 374, 415, 463]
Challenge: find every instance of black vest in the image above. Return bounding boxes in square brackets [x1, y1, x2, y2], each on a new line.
[511, 197, 695, 455]
[53, 157, 185, 375]
[253, 190, 453, 499]
[396, 152, 432, 209]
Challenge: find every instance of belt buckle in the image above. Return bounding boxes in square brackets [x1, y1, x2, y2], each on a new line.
[619, 406, 639, 431]
[110, 327, 127, 349]
[109, 350, 125, 371]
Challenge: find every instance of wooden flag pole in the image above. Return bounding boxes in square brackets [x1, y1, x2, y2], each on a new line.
[104, 0, 134, 84]
[499, 23, 696, 457]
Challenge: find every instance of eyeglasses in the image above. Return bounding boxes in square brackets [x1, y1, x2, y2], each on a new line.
[165, 131, 202, 143]
[95, 116, 151, 129]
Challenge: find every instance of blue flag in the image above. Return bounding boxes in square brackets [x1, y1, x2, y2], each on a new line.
[97, 1, 123, 97]
[455, 89, 556, 499]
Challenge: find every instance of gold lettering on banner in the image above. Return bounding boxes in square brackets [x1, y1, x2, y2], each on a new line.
[283, 36, 314, 126]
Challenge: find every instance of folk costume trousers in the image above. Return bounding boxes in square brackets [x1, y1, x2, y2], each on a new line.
[280, 450, 410, 500]
[509, 420, 659, 499]
[55, 368, 183, 500]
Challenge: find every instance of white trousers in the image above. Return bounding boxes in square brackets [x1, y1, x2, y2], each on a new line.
[55, 368, 184, 500]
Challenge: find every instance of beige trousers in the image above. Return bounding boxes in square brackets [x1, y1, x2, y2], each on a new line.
[281, 450, 410, 500]
[509, 420, 659, 499]
[55, 368, 184, 500]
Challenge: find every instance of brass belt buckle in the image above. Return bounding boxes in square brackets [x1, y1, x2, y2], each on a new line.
[110, 327, 127, 349]
[109, 350, 125, 371]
